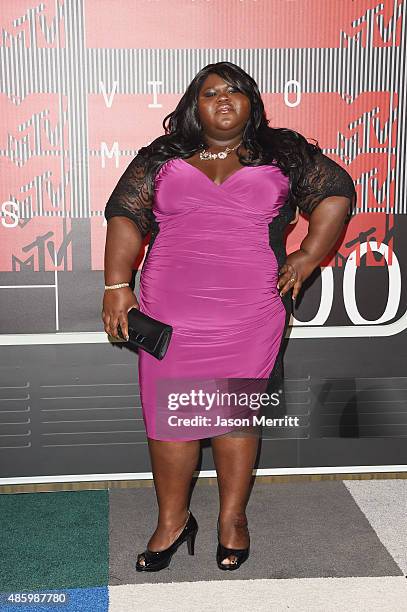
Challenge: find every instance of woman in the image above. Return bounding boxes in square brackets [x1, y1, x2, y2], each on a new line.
[102, 62, 356, 571]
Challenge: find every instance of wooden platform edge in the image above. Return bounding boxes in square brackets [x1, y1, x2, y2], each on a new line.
[1, 471, 407, 494]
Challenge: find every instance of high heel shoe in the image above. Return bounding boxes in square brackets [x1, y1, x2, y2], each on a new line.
[136, 510, 198, 572]
[216, 517, 250, 571]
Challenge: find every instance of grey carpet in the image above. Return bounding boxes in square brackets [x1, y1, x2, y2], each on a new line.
[109, 480, 403, 585]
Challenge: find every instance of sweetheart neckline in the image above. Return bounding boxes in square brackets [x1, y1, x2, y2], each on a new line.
[158, 158, 284, 188]
[177, 158, 250, 187]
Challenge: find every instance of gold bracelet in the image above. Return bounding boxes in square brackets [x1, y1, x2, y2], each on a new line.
[104, 282, 130, 290]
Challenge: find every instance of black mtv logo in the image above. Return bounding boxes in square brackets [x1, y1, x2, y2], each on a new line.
[12, 230, 72, 272]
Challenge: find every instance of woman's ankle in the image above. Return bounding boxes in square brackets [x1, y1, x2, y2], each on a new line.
[157, 508, 190, 528]
[218, 511, 248, 527]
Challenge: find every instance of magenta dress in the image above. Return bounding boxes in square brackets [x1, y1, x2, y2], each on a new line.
[136, 158, 290, 441]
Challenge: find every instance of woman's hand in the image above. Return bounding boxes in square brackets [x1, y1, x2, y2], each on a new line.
[102, 287, 139, 340]
[277, 250, 318, 301]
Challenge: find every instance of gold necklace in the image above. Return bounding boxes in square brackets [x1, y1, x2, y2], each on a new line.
[199, 140, 242, 161]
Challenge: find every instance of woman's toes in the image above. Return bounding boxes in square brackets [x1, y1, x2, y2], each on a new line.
[138, 555, 146, 566]
[222, 555, 237, 565]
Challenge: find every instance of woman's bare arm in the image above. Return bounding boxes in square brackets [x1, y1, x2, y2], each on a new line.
[102, 217, 144, 340]
[297, 195, 350, 266]
[278, 149, 357, 299]
[102, 148, 153, 340]
[278, 196, 351, 299]
[104, 216, 143, 286]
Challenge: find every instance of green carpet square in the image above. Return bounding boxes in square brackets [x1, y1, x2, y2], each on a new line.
[0, 490, 109, 591]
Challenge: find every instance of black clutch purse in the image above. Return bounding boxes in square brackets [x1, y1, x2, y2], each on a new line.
[117, 307, 173, 360]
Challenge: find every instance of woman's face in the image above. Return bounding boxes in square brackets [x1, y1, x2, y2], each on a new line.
[197, 73, 251, 139]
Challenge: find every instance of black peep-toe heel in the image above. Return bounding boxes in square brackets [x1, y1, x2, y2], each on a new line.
[216, 517, 250, 571]
[136, 510, 198, 572]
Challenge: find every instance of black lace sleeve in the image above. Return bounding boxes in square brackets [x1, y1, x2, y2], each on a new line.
[104, 150, 153, 239]
[291, 150, 357, 223]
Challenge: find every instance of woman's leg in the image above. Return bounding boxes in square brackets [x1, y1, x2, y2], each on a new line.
[138, 438, 200, 563]
[211, 433, 260, 565]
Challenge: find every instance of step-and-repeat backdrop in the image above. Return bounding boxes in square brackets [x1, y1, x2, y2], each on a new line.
[1, 0, 406, 483]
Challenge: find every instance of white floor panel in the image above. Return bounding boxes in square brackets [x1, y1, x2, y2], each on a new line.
[109, 576, 407, 612]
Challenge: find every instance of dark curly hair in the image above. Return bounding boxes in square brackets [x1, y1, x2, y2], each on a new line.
[137, 61, 322, 211]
